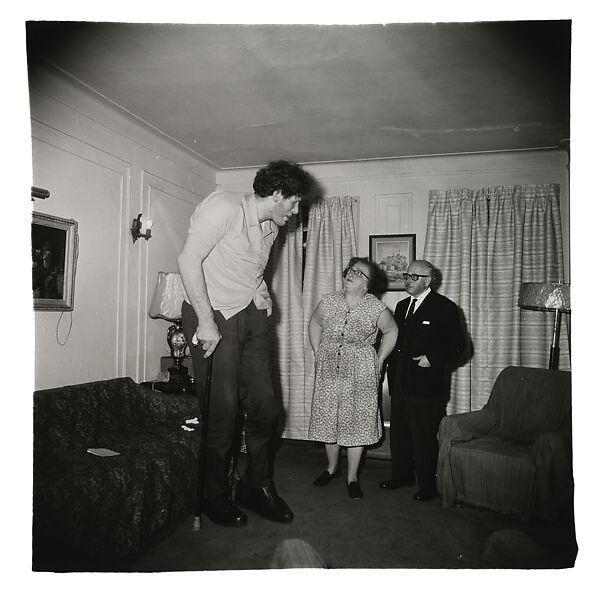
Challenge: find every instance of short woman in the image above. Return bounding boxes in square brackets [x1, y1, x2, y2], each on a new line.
[308, 257, 398, 499]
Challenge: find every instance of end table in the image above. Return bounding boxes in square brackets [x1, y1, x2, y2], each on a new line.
[141, 380, 196, 395]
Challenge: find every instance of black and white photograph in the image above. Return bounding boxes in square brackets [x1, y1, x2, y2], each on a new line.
[9, 4, 597, 598]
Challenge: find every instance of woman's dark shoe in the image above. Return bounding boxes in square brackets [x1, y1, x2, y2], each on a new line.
[347, 481, 363, 500]
[313, 468, 341, 487]
[235, 480, 294, 523]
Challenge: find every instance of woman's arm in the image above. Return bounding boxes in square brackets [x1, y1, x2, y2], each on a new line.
[308, 301, 324, 353]
[376, 308, 399, 373]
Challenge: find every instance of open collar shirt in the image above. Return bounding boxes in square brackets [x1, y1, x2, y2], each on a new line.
[184, 190, 278, 319]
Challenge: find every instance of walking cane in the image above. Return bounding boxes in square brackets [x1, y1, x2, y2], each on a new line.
[192, 348, 213, 532]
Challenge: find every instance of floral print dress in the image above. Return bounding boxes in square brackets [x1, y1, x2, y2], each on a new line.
[308, 291, 386, 446]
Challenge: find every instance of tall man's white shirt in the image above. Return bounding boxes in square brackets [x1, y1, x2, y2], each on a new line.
[183, 191, 278, 319]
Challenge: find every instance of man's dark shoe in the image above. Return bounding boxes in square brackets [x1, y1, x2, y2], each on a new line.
[413, 489, 438, 502]
[313, 468, 341, 487]
[379, 478, 415, 490]
[235, 480, 294, 523]
[203, 500, 248, 527]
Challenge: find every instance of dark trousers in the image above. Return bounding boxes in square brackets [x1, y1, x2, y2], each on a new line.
[389, 388, 444, 494]
[182, 300, 281, 506]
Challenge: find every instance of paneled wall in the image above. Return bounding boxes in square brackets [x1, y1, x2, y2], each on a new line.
[30, 67, 216, 390]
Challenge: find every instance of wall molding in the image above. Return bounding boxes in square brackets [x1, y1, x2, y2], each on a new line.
[32, 120, 132, 380]
[136, 170, 203, 381]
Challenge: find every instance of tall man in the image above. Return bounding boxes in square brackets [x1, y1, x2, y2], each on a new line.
[380, 260, 465, 501]
[177, 160, 311, 527]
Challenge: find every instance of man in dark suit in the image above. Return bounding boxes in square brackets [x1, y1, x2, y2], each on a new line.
[380, 260, 465, 501]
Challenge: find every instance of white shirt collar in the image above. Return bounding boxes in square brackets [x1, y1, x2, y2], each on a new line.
[410, 286, 432, 309]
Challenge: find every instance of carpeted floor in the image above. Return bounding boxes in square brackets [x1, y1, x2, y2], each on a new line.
[116, 439, 577, 571]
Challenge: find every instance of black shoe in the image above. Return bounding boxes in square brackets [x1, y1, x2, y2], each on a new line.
[235, 480, 294, 523]
[203, 500, 247, 527]
[313, 468, 341, 487]
[347, 481, 363, 500]
[379, 478, 415, 490]
[413, 489, 438, 502]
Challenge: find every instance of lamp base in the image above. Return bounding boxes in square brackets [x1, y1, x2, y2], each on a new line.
[548, 308, 563, 370]
[166, 319, 191, 384]
[168, 363, 191, 384]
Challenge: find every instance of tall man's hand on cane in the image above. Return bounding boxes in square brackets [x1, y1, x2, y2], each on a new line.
[192, 321, 222, 358]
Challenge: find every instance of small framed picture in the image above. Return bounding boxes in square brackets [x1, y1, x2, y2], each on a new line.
[369, 234, 416, 291]
[32, 212, 79, 311]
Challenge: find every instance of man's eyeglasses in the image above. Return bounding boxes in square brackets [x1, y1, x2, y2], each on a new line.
[402, 272, 430, 281]
[347, 267, 370, 280]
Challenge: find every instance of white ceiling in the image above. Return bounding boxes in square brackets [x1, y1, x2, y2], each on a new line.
[26, 21, 571, 170]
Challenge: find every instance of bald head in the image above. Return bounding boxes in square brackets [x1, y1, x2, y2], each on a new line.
[404, 260, 434, 297]
[410, 260, 433, 275]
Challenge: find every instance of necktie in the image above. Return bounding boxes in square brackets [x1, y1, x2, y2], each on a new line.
[405, 298, 416, 322]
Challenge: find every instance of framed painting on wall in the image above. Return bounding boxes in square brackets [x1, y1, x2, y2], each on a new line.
[32, 212, 79, 311]
[369, 233, 416, 291]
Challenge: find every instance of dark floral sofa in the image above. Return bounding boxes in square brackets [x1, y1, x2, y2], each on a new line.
[33, 377, 201, 570]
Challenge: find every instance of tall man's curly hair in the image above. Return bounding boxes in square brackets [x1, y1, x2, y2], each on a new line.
[253, 160, 311, 199]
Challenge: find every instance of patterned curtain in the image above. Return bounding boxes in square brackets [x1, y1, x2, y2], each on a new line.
[265, 218, 306, 439]
[423, 184, 567, 413]
[300, 196, 358, 437]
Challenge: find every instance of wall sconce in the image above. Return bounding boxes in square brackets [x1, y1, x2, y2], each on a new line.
[31, 186, 50, 200]
[131, 213, 153, 243]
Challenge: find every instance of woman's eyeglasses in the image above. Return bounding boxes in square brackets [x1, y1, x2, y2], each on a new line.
[402, 272, 430, 281]
[347, 267, 370, 280]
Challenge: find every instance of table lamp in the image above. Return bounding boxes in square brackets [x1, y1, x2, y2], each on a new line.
[518, 282, 571, 370]
[149, 271, 191, 384]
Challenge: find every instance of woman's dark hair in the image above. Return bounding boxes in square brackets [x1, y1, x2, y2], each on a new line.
[253, 160, 311, 199]
[343, 256, 388, 297]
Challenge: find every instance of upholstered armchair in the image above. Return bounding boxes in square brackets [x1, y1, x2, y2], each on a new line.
[437, 366, 572, 521]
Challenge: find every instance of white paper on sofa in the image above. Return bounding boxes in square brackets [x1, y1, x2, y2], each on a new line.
[87, 447, 121, 457]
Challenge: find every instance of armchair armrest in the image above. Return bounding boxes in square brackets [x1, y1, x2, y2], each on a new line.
[440, 408, 498, 444]
[437, 407, 498, 507]
[531, 431, 574, 519]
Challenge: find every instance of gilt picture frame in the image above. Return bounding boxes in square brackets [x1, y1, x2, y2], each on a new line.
[32, 212, 79, 311]
[369, 233, 416, 291]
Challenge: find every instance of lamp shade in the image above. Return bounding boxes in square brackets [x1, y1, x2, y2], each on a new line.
[149, 272, 187, 321]
[518, 282, 570, 312]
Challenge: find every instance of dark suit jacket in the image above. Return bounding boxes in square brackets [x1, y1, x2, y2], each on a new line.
[387, 291, 465, 398]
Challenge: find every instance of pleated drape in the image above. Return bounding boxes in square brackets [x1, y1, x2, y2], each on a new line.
[423, 184, 567, 413]
[301, 196, 358, 436]
[265, 218, 307, 439]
